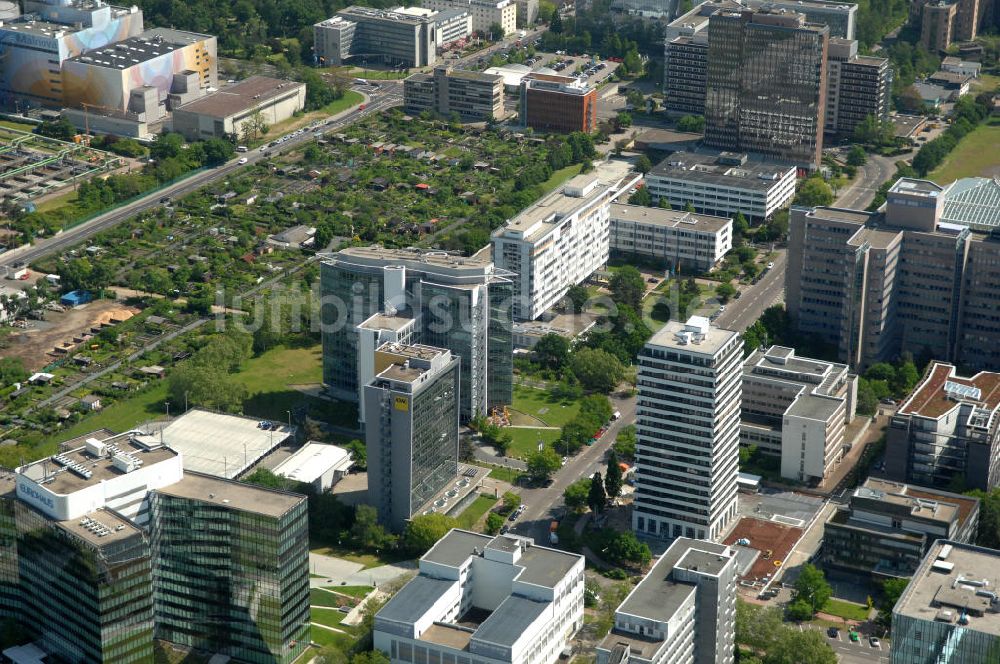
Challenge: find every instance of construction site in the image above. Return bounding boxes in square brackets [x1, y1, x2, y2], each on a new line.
[0, 127, 121, 208]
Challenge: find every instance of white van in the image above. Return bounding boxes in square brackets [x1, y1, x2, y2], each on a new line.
[236, 145, 248, 153]
[612, 411, 621, 421]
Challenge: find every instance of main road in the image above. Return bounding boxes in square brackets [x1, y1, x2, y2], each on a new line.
[0, 82, 402, 272]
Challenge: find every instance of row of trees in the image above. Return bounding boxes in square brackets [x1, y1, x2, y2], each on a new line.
[564, 448, 626, 514]
[912, 94, 992, 176]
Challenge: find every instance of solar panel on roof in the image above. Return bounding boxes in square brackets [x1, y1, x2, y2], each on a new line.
[944, 380, 982, 401]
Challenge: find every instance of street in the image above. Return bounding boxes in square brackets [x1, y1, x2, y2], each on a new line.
[832, 152, 900, 210]
[0, 81, 402, 272]
[713, 249, 786, 333]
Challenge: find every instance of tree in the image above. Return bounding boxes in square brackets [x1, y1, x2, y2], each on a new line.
[351, 651, 390, 664]
[502, 491, 521, 514]
[534, 333, 571, 370]
[588, 472, 607, 513]
[346, 439, 367, 470]
[736, 601, 784, 652]
[614, 111, 633, 130]
[733, 212, 750, 237]
[898, 85, 926, 114]
[566, 284, 590, 313]
[570, 348, 625, 393]
[716, 282, 737, 303]
[605, 449, 623, 499]
[856, 379, 878, 415]
[613, 425, 637, 460]
[352, 505, 394, 550]
[607, 531, 651, 565]
[550, 9, 563, 33]
[609, 265, 645, 312]
[403, 513, 459, 554]
[527, 447, 562, 483]
[785, 598, 814, 622]
[485, 512, 505, 535]
[793, 563, 832, 614]
[765, 629, 837, 664]
[877, 578, 909, 627]
[794, 177, 834, 207]
[488, 21, 505, 39]
[846, 145, 867, 167]
[676, 115, 705, 133]
[202, 138, 235, 165]
[853, 114, 895, 147]
[635, 155, 653, 174]
[563, 478, 591, 512]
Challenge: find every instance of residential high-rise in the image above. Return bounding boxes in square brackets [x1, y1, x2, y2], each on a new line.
[519, 73, 597, 133]
[374, 529, 585, 664]
[404, 66, 504, 121]
[491, 159, 639, 321]
[664, 34, 709, 117]
[884, 362, 1000, 491]
[150, 473, 311, 663]
[824, 37, 893, 136]
[741, 345, 857, 484]
[890, 540, 1000, 664]
[596, 538, 738, 664]
[0, 430, 311, 664]
[363, 343, 460, 530]
[704, 7, 829, 169]
[319, 246, 514, 420]
[785, 178, 1000, 371]
[419, 0, 517, 36]
[632, 316, 742, 542]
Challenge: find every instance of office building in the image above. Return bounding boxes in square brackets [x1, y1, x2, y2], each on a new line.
[434, 7, 473, 45]
[491, 159, 640, 321]
[516, 0, 538, 26]
[363, 344, 460, 530]
[0, 0, 144, 108]
[404, 66, 504, 120]
[883, 362, 1000, 491]
[60, 28, 216, 118]
[824, 38, 892, 136]
[890, 540, 1000, 664]
[665, 0, 855, 42]
[313, 6, 436, 68]
[0, 429, 310, 664]
[824, 479, 980, 579]
[704, 7, 829, 170]
[319, 246, 514, 420]
[171, 75, 306, 141]
[420, 0, 517, 36]
[519, 73, 597, 133]
[596, 538, 738, 664]
[664, 34, 709, 117]
[374, 529, 585, 664]
[609, 203, 733, 273]
[941, 177, 1000, 231]
[785, 178, 1000, 372]
[632, 316, 742, 542]
[741, 345, 857, 483]
[645, 151, 796, 221]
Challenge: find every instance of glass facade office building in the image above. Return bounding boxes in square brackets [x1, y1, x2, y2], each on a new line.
[150, 478, 311, 664]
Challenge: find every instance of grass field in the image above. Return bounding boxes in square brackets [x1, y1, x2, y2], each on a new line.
[34, 190, 79, 214]
[484, 464, 523, 484]
[51, 383, 169, 442]
[311, 607, 349, 628]
[507, 427, 562, 458]
[455, 495, 498, 530]
[929, 118, 1000, 183]
[539, 163, 584, 196]
[310, 544, 411, 569]
[510, 385, 581, 428]
[822, 598, 870, 622]
[309, 625, 357, 648]
[0, 119, 35, 132]
[310, 588, 347, 608]
[327, 585, 373, 599]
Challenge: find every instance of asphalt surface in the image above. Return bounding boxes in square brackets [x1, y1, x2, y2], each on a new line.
[833, 152, 900, 211]
[507, 390, 637, 545]
[0, 82, 402, 272]
[799, 623, 890, 664]
[713, 249, 786, 333]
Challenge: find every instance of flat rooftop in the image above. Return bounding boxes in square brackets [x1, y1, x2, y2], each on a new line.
[853, 482, 959, 525]
[786, 392, 843, 421]
[154, 471, 304, 518]
[610, 203, 731, 231]
[649, 152, 794, 192]
[324, 245, 495, 279]
[898, 362, 1000, 420]
[806, 206, 875, 226]
[423, 529, 494, 567]
[895, 540, 1000, 636]
[58, 507, 144, 547]
[472, 595, 548, 647]
[68, 28, 211, 68]
[618, 538, 731, 622]
[647, 316, 739, 356]
[862, 480, 979, 530]
[494, 160, 636, 242]
[360, 312, 415, 332]
[421, 623, 473, 650]
[160, 408, 293, 479]
[174, 76, 304, 119]
[18, 431, 177, 496]
[337, 5, 432, 23]
[516, 543, 582, 587]
[272, 442, 352, 484]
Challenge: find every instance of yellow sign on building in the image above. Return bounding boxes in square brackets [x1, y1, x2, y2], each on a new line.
[394, 396, 409, 411]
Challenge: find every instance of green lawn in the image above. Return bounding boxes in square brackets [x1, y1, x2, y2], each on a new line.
[455, 495, 498, 530]
[50, 382, 169, 443]
[929, 118, 1000, 183]
[310, 545, 411, 569]
[538, 163, 584, 196]
[311, 607, 348, 628]
[321, 90, 366, 115]
[511, 385, 581, 428]
[506, 427, 562, 458]
[309, 625, 357, 648]
[310, 588, 348, 608]
[34, 190, 79, 214]
[822, 598, 870, 622]
[0, 119, 35, 132]
[327, 585, 373, 599]
[484, 464, 523, 484]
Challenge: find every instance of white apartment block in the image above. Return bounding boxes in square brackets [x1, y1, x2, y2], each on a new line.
[421, 0, 517, 36]
[374, 529, 585, 664]
[609, 203, 733, 273]
[596, 538, 738, 664]
[491, 160, 640, 321]
[741, 346, 858, 484]
[633, 316, 742, 542]
[645, 152, 796, 221]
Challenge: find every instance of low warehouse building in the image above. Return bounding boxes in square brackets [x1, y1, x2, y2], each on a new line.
[272, 442, 353, 492]
[171, 76, 306, 141]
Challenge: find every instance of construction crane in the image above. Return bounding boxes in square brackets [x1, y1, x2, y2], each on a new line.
[79, 102, 120, 145]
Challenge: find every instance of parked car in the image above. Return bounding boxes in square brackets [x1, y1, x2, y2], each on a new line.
[849, 632, 860, 642]
[869, 637, 881, 648]
[767, 261, 774, 269]
[827, 627, 839, 638]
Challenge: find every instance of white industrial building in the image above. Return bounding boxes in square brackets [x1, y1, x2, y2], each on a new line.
[171, 76, 307, 141]
[741, 346, 858, 483]
[632, 317, 742, 542]
[159, 408, 295, 479]
[645, 152, 796, 222]
[491, 159, 640, 321]
[596, 538, 738, 664]
[271, 442, 353, 492]
[420, 0, 516, 36]
[374, 529, 584, 664]
[609, 203, 733, 273]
